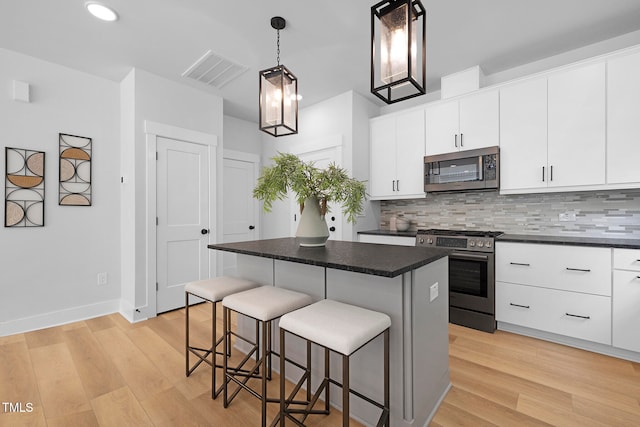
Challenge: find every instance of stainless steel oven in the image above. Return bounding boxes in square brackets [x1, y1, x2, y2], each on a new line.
[416, 229, 502, 333]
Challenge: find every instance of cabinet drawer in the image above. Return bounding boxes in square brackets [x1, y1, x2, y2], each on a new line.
[496, 242, 611, 295]
[613, 248, 640, 271]
[612, 270, 640, 352]
[496, 281, 612, 345]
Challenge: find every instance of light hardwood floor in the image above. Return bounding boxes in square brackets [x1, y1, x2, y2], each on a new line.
[1, 306, 639, 426]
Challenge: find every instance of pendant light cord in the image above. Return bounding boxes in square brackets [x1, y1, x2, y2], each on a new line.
[276, 29, 280, 66]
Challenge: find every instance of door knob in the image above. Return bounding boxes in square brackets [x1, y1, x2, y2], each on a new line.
[249, 225, 255, 230]
[329, 226, 336, 232]
[201, 229, 209, 235]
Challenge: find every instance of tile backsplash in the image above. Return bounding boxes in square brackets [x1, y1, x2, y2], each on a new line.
[380, 189, 640, 238]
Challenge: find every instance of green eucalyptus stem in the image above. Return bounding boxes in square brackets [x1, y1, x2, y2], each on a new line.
[252, 152, 367, 224]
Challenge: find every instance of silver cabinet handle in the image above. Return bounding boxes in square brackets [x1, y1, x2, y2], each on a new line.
[454, 134, 458, 148]
[460, 133, 463, 147]
[542, 166, 545, 182]
[510, 262, 531, 266]
[392, 180, 395, 192]
[510, 303, 530, 309]
[396, 180, 399, 192]
[565, 313, 590, 320]
[550, 165, 553, 181]
[566, 267, 591, 272]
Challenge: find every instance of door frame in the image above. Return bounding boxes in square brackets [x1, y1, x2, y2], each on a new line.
[145, 120, 218, 316]
[223, 149, 261, 241]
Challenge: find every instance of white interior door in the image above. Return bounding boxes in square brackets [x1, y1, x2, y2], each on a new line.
[156, 136, 210, 313]
[290, 146, 343, 241]
[223, 155, 259, 276]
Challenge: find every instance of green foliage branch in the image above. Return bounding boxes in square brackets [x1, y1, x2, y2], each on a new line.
[252, 152, 367, 224]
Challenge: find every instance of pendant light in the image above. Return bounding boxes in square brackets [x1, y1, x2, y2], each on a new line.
[259, 16, 298, 137]
[371, 0, 426, 104]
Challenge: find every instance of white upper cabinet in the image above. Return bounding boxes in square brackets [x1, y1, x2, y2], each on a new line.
[607, 51, 640, 185]
[425, 90, 499, 156]
[547, 62, 606, 188]
[499, 78, 548, 191]
[370, 108, 425, 200]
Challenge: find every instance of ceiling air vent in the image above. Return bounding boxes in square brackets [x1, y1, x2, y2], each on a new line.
[182, 50, 248, 89]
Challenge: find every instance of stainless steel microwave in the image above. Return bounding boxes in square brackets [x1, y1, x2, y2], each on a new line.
[424, 146, 499, 192]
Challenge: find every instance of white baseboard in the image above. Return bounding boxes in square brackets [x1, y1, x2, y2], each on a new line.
[119, 300, 151, 324]
[498, 321, 640, 363]
[0, 299, 121, 337]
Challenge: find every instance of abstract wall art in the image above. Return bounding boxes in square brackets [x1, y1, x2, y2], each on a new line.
[59, 133, 92, 206]
[5, 147, 45, 227]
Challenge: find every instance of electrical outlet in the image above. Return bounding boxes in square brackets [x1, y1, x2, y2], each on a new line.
[559, 212, 577, 222]
[97, 272, 108, 286]
[430, 282, 439, 302]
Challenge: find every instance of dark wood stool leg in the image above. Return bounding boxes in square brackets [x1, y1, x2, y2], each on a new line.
[342, 354, 349, 427]
[279, 327, 286, 426]
[223, 306, 229, 408]
[185, 292, 190, 377]
[211, 301, 217, 399]
[261, 320, 268, 427]
[384, 329, 390, 426]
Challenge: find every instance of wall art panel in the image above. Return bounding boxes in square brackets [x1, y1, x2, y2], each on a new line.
[5, 147, 45, 227]
[59, 133, 92, 206]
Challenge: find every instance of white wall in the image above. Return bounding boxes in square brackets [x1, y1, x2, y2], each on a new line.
[0, 49, 121, 335]
[120, 69, 224, 321]
[223, 115, 262, 155]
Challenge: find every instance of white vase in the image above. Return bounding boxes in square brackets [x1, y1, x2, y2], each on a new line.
[296, 197, 330, 247]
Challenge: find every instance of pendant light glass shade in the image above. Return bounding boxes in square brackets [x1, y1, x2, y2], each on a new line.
[371, 0, 426, 104]
[259, 65, 298, 136]
[259, 17, 298, 137]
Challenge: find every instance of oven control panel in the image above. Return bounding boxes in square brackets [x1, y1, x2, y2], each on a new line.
[416, 234, 496, 252]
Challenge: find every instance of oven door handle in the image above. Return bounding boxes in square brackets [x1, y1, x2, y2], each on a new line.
[450, 252, 490, 262]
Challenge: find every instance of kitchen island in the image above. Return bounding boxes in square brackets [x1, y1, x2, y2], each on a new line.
[208, 238, 451, 427]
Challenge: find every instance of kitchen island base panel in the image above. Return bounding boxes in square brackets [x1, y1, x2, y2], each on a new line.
[232, 253, 450, 427]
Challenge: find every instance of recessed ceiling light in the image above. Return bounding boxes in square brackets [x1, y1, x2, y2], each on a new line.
[85, 2, 119, 22]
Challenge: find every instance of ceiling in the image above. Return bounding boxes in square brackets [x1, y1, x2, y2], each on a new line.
[4, 0, 640, 122]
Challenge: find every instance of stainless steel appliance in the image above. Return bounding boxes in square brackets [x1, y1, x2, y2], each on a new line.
[424, 146, 499, 192]
[416, 229, 503, 333]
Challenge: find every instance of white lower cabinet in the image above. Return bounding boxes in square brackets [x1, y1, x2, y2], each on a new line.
[496, 242, 613, 346]
[612, 249, 640, 353]
[496, 282, 611, 345]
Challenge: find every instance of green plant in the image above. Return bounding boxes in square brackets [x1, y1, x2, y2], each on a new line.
[253, 152, 366, 224]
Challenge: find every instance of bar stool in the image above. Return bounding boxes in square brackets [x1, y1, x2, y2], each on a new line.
[222, 286, 313, 427]
[277, 299, 391, 426]
[184, 276, 259, 399]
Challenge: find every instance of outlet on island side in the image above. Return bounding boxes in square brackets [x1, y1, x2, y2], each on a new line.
[430, 282, 439, 302]
[97, 272, 108, 286]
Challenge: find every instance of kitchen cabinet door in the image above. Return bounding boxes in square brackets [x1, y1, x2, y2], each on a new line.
[395, 109, 426, 196]
[547, 62, 606, 188]
[370, 116, 397, 198]
[458, 90, 499, 152]
[499, 78, 548, 191]
[370, 109, 425, 199]
[607, 51, 640, 185]
[613, 270, 640, 352]
[425, 99, 459, 155]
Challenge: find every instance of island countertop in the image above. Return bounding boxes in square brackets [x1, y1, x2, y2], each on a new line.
[208, 238, 450, 278]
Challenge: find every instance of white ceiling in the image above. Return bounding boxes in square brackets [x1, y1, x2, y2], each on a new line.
[4, 0, 640, 122]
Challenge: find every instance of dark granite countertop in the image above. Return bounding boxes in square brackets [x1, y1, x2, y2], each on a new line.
[208, 238, 450, 278]
[358, 229, 418, 238]
[498, 234, 640, 249]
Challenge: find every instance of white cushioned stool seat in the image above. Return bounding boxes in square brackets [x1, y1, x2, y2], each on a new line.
[185, 276, 259, 302]
[223, 286, 313, 321]
[279, 299, 391, 356]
